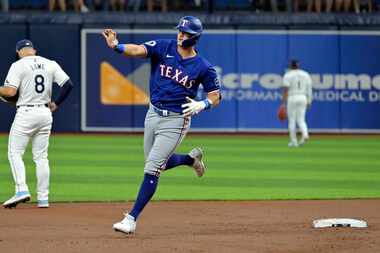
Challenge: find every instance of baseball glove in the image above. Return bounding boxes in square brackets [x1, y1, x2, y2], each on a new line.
[277, 104, 287, 121]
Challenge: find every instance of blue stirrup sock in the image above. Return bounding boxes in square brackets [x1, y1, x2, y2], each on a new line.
[130, 174, 159, 220]
[165, 153, 194, 170]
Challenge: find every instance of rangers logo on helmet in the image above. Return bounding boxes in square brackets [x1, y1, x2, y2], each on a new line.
[175, 16, 203, 48]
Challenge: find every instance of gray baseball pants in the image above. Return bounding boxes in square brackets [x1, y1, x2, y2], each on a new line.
[144, 104, 191, 176]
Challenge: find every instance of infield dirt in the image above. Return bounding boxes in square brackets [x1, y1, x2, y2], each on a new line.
[0, 199, 379, 253]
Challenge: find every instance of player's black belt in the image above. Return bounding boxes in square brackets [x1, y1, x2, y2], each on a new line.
[16, 104, 48, 109]
[151, 104, 181, 117]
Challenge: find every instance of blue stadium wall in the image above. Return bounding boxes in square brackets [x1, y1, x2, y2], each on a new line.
[1, 13, 380, 133]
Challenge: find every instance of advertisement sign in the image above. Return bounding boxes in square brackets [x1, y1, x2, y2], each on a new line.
[81, 29, 380, 132]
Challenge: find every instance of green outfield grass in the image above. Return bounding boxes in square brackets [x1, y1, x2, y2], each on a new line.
[0, 134, 379, 202]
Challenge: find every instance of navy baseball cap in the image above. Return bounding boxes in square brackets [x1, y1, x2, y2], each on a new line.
[15, 39, 34, 51]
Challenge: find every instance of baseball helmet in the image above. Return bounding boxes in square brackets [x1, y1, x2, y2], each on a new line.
[175, 16, 203, 47]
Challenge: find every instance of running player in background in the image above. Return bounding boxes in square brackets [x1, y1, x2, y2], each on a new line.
[282, 59, 313, 147]
[102, 16, 221, 234]
[0, 39, 73, 208]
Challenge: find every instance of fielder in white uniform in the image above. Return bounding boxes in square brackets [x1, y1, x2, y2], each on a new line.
[0, 39, 73, 208]
[282, 60, 313, 147]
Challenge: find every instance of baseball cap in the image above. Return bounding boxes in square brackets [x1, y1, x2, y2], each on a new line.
[15, 39, 34, 52]
[290, 59, 299, 68]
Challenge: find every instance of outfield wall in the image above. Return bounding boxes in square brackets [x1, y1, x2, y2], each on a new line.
[0, 15, 379, 133]
[0, 24, 81, 132]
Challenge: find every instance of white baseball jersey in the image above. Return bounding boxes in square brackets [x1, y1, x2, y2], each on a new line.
[283, 69, 313, 104]
[4, 55, 69, 106]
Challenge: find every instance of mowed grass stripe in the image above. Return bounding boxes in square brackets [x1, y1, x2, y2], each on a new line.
[0, 134, 379, 202]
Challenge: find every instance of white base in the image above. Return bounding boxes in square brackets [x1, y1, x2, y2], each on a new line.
[313, 218, 367, 228]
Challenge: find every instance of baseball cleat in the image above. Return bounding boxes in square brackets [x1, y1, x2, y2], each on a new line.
[188, 147, 206, 177]
[3, 191, 31, 209]
[113, 213, 136, 234]
[288, 142, 299, 148]
[37, 200, 49, 208]
[299, 137, 309, 146]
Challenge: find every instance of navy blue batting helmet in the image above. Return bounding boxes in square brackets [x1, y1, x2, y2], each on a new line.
[175, 16, 203, 47]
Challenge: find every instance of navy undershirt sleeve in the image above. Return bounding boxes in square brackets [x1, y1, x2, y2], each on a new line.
[55, 79, 73, 106]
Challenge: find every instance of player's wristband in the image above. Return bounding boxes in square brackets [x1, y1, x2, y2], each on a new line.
[202, 98, 212, 110]
[114, 44, 125, 54]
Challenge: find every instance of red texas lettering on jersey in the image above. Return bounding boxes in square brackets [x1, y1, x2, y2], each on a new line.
[159, 64, 195, 89]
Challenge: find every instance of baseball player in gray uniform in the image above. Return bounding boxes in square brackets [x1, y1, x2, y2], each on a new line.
[282, 59, 313, 147]
[102, 16, 221, 234]
[0, 39, 73, 208]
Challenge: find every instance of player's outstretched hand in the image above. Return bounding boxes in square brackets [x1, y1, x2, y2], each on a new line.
[102, 29, 119, 49]
[48, 102, 58, 112]
[181, 97, 207, 117]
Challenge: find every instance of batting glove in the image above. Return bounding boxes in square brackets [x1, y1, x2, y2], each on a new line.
[181, 97, 212, 117]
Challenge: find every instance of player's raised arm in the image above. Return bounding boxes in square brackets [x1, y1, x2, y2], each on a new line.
[102, 29, 147, 57]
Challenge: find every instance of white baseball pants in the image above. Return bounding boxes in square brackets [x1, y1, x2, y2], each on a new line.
[287, 95, 309, 145]
[8, 106, 52, 202]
